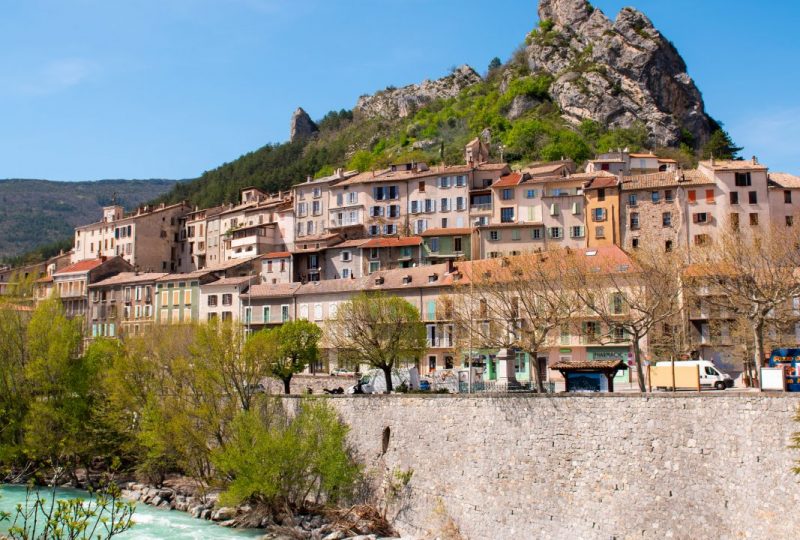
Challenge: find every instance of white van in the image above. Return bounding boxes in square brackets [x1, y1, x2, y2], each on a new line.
[655, 360, 734, 390]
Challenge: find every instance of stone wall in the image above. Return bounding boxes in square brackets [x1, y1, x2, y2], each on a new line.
[300, 393, 800, 540]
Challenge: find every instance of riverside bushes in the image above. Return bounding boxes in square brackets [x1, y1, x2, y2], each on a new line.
[0, 300, 361, 514]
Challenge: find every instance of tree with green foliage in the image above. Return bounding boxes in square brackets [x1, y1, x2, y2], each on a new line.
[262, 320, 322, 394]
[212, 399, 359, 511]
[702, 127, 742, 160]
[487, 57, 502, 74]
[327, 292, 426, 393]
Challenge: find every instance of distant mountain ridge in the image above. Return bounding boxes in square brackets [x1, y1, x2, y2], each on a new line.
[0, 178, 178, 261]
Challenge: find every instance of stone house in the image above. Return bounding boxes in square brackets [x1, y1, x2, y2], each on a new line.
[200, 275, 259, 323]
[72, 202, 190, 273]
[87, 272, 166, 339]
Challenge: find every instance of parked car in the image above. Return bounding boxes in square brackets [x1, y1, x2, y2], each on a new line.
[655, 360, 733, 390]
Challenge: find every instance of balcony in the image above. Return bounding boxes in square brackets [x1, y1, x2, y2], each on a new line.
[426, 337, 454, 348]
[330, 218, 363, 229]
[470, 203, 492, 213]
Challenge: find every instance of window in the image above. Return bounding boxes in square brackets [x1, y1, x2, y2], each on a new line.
[341, 268, 351, 279]
[705, 189, 715, 203]
[501, 207, 514, 223]
[651, 191, 660, 203]
[730, 191, 739, 205]
[172, 290, 180, 305]
[632, 238, 639, 249]
[627, 194, 637, 206]
[222, 293, 232, 306]
[312, 187, 321, 198]
[548, 227, 563, 239]
[570, 226, 584, 238]
[314, 303, 323, 321]
[595, 226, 605, 239]
[266, 260, 273, 273]
[388, 205, 400, 218]
[501, 188, 514, 200]
[347, 192, 358, 204]
[384, 224, 397, 235]
[262, 306, 270, 323]
[489, 230, 500, 241]
[369, 261, 380, 274]
[665, 190, 674, 202]
[665, 240, 672, 252]
[440, 198, 450, 212]
[693, 212, 708, 224]
[312, 200, 321, 215]
[572, 202, 581, 215]
[688, 190, 696, 203]
[597, 188, 606, 202]
[694, 234, 710, 246]
[369, 225, 380, 236]
[785, 190, 793, 204]
[511, 229, 521, 241]
[748, 191, 758, 204]
[341, 250, 352, 262]
[549, 203, 560, 216]
[611, 293, 625, 314]
[438, 176, 450, 189]
[787, 216, 794, 227]
[456, 196, 465, 210]
[281, 305, 290, 322]
[591, 208, 606, 222]
[244, 306, 252, 324]
[424, 199, 434, 213]
[630, 212, 640, 229]
[429, 238, 440, 252]
[749, 213, 759, 226]
[662, 212, 672, 227]
[525, 189, 536, 199]
[335, 193, 343, 207]
[735, 172, 752, 187]
[184, 289, 192, 305]
[456, 175, 466, 187]
[454, 237, 463, 252]
[531, 228, 542, 240]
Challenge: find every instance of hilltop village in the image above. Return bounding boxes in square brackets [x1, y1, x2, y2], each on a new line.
[3, 139, 799, 388]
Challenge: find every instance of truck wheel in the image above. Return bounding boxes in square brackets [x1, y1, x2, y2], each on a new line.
[714, 381, 725, 390]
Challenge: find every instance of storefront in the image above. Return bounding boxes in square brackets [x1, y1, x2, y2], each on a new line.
[588, 347, 631, 383]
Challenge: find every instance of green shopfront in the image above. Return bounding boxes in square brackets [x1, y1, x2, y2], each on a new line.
[587, 347, 631, 384]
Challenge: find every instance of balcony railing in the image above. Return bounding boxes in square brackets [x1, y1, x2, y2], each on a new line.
[470, 203, 492, 213]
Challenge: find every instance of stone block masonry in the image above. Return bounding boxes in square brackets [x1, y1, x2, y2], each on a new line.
[296, 394, 800, 540]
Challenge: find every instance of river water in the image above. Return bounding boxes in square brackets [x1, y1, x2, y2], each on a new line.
[0, 485, 263, 540]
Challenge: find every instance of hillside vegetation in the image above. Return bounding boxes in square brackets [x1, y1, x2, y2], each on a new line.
[0, 179, 177, 263]
[157, 52, 739, 210]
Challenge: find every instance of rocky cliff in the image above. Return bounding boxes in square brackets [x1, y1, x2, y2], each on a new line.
[355, 65, 482, 120]
[528, 0, 712, 146]
[289, 107, 319, 142]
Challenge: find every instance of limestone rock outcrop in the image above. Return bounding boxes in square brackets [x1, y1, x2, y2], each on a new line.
[527, 0, 712, 146]
[355, 65, 481, 120]
[290, 107, 319, 142]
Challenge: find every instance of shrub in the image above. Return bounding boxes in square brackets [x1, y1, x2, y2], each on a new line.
[213, 399, 360, 511]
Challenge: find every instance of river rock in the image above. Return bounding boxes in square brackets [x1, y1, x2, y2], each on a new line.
[212, 506, 237, 521]
[322, 532, 345, 540]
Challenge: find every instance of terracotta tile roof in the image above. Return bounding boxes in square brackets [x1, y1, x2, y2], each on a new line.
[492, 172, 524, 188]
[36, 276, 53, 283]
[569, 171, 617, 180]
[476, 163, 511, 171]
[204, 256, 260, 271]
[55, 259, 106, 275]
[361, 236, 423, 248]
[525, 175, 586, 186]
[769, 172, 800, 189]
[628, 153, 658, 159]
[262, 251, 292, 259]
[583, 176, 620, 190]
[419, 228, 472, 237]
[622, 170, 713, 190]
[245, 282, 301, 298]
[333, 239, 371, 249]
[156, 269, 217, 282]
[699, 159, 767, 171]
[521, 160, 575, 176]
[551, 359, 627, 370]
[202, 275, 258, 287]
[339, 164, 473, 186]
[294, 263, 456, 296]
[89, 272, 168, 287]
[658, 158, 677, 163]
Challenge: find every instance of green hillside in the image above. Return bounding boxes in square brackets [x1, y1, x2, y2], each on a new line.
[0, 179, 178, 264]
[157, 54, 739, 210]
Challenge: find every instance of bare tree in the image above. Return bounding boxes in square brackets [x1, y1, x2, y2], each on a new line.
[447, 249, 582, 393]
[327, 292, 426, 393]
[574, 246, 686, 392]
[694, 223, 800, 378]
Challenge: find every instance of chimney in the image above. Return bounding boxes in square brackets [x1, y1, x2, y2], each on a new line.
[445, 259, 456, 275]
[307, 175, 312, 183]
[752, 155, 758, 165]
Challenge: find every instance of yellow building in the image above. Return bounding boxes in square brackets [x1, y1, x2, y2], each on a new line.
[582, 173, 621, 248]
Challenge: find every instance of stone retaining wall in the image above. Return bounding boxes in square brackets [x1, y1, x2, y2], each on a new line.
[299, 393, 800, 540]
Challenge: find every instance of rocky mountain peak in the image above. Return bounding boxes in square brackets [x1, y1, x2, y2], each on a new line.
[290, 107, 319, 142]
[355, 65, 481, 120]
[528, 0, 712, 147]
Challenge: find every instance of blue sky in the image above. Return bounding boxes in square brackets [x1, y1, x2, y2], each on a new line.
[1, 0, 798, 180]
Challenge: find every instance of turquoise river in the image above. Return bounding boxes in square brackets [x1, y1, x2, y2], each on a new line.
[0, 485, 263, 539]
